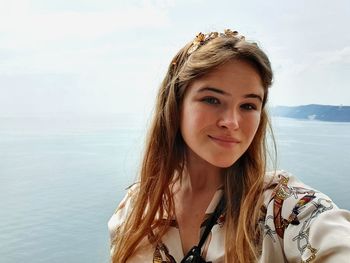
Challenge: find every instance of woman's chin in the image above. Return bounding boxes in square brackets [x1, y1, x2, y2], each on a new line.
[208, 158, 238, 169]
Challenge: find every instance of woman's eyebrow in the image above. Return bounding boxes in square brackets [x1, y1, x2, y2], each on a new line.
[197, 87, 229, 95]
[244, 93, 263, 102]
[197, 87, 263, 102]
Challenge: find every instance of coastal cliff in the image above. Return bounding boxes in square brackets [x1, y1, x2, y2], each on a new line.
[271, 104, 350, 122]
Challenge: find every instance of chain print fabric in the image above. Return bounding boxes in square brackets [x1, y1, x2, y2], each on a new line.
[108, 171, 350, 262]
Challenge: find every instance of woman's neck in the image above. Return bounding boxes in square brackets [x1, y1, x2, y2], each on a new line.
[179, 150, 224, 195]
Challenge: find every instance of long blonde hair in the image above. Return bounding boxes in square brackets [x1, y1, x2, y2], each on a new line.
[111, 31, 274, 263]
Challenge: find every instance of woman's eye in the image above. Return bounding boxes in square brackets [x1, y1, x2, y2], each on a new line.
[202, 97, 220, 105]
[241, 103, 257, 110]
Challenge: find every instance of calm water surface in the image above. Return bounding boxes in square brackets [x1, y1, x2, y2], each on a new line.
[0, 115, 349, 263]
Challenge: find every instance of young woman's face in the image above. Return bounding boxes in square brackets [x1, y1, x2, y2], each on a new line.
[180, 59, 264, 168]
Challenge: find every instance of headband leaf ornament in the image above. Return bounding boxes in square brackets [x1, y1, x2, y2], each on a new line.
[171, 29, 246, 68]
[187, 29, 244, 55]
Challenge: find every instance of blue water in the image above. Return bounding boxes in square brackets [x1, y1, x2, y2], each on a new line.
[0, 115, 349, 263]
[272, 117, 350, 208]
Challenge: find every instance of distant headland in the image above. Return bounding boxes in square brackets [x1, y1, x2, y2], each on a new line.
[271, 104, 350, 122]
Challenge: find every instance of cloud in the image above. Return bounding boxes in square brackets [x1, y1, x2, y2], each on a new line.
[270, 45, 350, 106]
[0, 4, 170, 49]
[314, 46, 350, 65]
[1, 0, 349, 115]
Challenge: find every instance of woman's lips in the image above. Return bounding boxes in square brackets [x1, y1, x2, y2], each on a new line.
[208, 135, 240, 147]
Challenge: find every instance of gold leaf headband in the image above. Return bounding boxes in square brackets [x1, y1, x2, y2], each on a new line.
[187, 29, 245, 55]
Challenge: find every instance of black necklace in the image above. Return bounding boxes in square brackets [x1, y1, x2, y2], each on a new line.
[180, 195, 225, 263]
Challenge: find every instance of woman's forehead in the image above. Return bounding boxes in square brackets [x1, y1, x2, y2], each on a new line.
[186, 60, 264, 96]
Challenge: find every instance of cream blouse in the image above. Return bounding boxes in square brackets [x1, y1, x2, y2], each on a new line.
[108, 171, 350, 262]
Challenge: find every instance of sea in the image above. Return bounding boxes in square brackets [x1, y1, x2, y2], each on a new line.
[0, 115, 349, 263]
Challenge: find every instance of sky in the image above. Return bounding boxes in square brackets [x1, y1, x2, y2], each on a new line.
[1, 0, 349, 117]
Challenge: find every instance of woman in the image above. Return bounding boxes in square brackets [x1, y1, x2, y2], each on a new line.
[108, 29, 350, 262]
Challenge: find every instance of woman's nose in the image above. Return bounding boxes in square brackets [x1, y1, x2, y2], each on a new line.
[217, 109, 240, 130]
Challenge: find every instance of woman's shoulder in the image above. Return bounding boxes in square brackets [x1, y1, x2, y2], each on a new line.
[107, 183, 139, 240]
[262, 170, 339, 231]
[261, 170, 350, 262]
[263, 170, 332, 206]
[264, 170, 315, 190]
